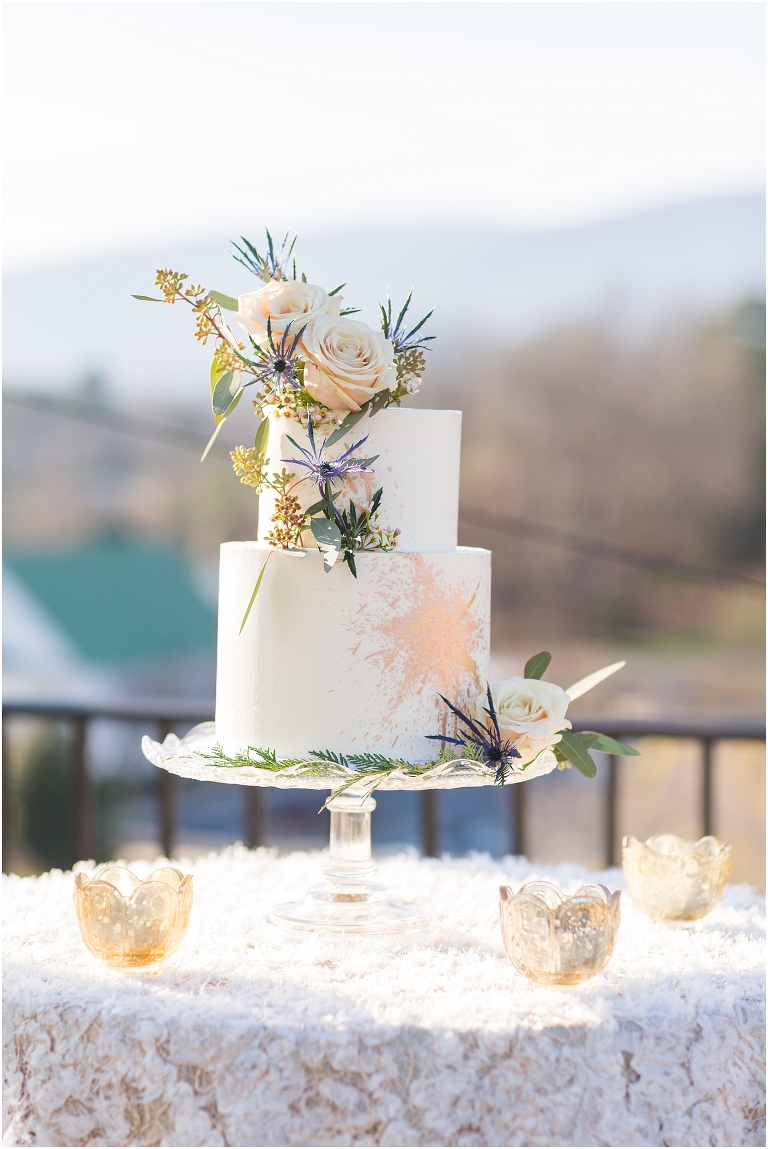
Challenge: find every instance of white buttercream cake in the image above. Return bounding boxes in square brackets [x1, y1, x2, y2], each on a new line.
[215, 408, 491, 760]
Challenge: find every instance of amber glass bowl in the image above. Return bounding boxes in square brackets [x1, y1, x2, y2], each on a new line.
[74, 865, 193, 971]
[622, 833, 731, 922]
[499, 880, 621, 985]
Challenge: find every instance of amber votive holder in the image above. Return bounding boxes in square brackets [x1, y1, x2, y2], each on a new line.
[622, 833, 731, 922]
[74, 865, 193, 971]
[499, 880, 621, 985]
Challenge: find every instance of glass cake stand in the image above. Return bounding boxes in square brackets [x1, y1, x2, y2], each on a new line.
[142, 722, 558, 937]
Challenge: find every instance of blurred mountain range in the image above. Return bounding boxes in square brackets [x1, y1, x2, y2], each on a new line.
[3, 194, 764, 403]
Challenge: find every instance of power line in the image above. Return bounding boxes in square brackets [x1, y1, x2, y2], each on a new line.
[459, 505, 765, 589]
[5, 390, 764, 589]
[4, 390, 210, 450]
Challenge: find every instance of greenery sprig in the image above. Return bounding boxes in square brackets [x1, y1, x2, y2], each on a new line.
[232, 230, 298, 283]
[201, 742, 496, 807]
[380, 290, 435, 398]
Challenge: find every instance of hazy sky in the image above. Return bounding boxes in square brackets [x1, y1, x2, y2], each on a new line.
[4, 2, 765, 271]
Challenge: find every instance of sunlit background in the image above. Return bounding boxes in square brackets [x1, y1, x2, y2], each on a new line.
[3, 2, 765, 886]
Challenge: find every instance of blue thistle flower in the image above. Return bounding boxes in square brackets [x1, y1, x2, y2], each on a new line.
[283, 421, 379, 492]
[232, 229, 297, 283]
[427, 685, 521, 784]
[249, 319, 305, 391]
[380, 290, 435, 356]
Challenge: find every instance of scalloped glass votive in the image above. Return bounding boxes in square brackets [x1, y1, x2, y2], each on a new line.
[499, 880, 621, 985]
[74, 865, 193, 971]
[622, 833, 731, 922]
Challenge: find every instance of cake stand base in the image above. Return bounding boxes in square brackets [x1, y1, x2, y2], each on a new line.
[268, 792, 431, 937]
[269, 886, 431, 937]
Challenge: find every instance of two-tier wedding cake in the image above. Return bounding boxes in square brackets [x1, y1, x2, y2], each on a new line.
[216, 408, 490, 760]
[138, 228, 632, 792]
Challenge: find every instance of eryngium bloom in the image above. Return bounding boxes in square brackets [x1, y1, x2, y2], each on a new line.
[380, 290, 435, 357]
[427, 684, 521, 784]
[282, 420, 378, 492]
[248, 318, 306, 391]
[232, 229, 297, 283]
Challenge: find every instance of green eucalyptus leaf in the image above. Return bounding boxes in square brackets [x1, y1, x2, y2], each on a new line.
[254, 416, 270, 459]
[210, 356, 226, 393]
[524, 651, 552, 680]
[212, 370, 240, 417]
[210, 290, 239, 311]
[571, 731, 599, 749]
[132, 294, 164, 302]
[304, 499, 327, 517]
[200, 421, 225, 462]
[310, 517, 342, 571]
[239, 554, 271, 634]
[370, 390, 391, 415]
[200, 385, 244, 462]
[221, 386, 244, 418]
[324, 405, 369, 447]
[587, 733, 640, 756]
[558, 731, 597, 777]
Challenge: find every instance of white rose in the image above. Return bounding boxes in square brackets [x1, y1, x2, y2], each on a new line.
[476, 677, 571, 765]
[303, 315, 397, 412]
[233, 280, 340, 346]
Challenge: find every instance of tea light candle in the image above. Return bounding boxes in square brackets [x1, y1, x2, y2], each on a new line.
[622, 833, 731, 922]
[74, 865, 192, 971]
[499, 880, 620, 985]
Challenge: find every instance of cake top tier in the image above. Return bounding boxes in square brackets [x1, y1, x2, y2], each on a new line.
[258, 409, 462, 553]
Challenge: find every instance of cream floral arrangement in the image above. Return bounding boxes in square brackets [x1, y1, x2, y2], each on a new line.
[203, 652, 638, 798]
[135, 228, 433, 588]
[135, 229, 432, 429]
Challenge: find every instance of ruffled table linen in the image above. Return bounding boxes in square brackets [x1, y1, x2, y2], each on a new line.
[3, 847, 765, 1147]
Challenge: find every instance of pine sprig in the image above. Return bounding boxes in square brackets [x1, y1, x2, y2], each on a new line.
[309, 749, 350, 767]
[204, 743, 304, 771]
[201, 744, 492, 781]
[346, 752, 412, 771]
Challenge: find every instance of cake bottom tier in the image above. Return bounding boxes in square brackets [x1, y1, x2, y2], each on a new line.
[215, 544, 491, 761]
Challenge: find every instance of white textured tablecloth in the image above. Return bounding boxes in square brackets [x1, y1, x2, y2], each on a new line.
[3, 847, 765, 1147]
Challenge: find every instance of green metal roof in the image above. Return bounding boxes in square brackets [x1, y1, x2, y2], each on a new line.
[5, 536, 216, 664]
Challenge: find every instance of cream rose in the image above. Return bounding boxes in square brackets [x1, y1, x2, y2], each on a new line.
[303, 315, 397, 412]
[233, 280, 340, 345]
[477, 677, 571, 765]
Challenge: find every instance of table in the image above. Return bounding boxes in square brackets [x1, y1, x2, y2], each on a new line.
[3, 848, 765, 1147]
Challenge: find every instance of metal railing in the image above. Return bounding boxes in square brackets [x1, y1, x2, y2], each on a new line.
[3, 700, 765, 873]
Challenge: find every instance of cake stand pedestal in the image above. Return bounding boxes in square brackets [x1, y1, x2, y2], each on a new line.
[141, 722, 557, 938]
[268, 791, 430, 936]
